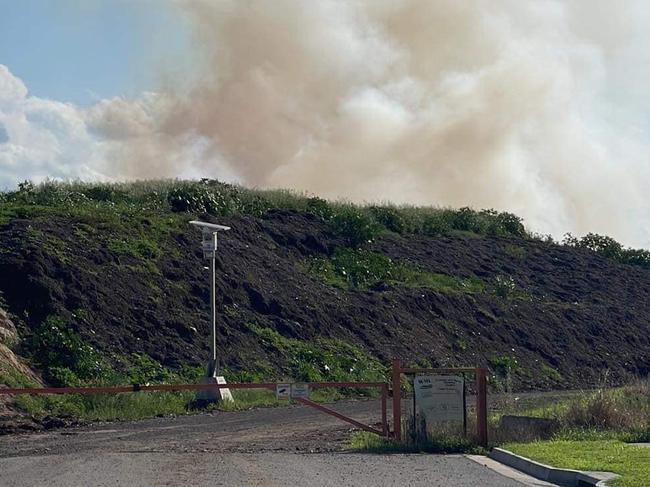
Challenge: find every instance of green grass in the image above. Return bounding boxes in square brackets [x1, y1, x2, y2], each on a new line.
[0, 179, 528, 242]
[348, 431, 484, 454]
[505, 440, 650, 487]
[302, 248, 484, 293]
[248, 324, 387, 387]
[4, 315, 387, 422]
[2, 179, 649, 269]
[489, 382, 650, 445]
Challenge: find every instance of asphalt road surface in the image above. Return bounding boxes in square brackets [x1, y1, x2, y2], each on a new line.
[0, 399, 556, 486]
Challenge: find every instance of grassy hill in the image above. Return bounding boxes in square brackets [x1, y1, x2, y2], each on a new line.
[1, 179, 649, 426]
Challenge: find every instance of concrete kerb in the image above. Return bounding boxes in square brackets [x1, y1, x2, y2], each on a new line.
[488, 448, 619, 487]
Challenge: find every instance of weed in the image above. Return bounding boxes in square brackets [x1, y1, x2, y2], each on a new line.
[29, 316, 107, 385]
[504, 244, 526, 260]
[248, 324, 387, 387]
[489, 354, 519, 393]
[493, 275, 516, 298]
[107, 236, 161, 260]
[541, 365, 562, 383]
[303, 248, 484, 293]
[0, 180, 554, 247]
[453, 338, 468, 351]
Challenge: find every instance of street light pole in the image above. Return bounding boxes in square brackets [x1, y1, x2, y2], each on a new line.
[190, 220, 233, 404]
[210, 231, 218, 373]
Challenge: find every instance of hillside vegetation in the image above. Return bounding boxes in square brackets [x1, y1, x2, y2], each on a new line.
[1, 179, 650, 425]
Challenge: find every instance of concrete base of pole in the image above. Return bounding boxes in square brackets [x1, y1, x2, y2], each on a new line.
[195, 360, 233, 405]
[197, 375, 233, 403]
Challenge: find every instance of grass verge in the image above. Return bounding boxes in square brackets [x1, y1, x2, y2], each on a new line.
[504, 440, 650, 487]
[347, 431, 485, 454]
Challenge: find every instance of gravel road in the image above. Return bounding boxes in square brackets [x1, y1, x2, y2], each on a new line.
[0, 398, 557, 486]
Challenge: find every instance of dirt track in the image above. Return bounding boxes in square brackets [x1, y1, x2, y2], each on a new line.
[0, 399, 555, 486]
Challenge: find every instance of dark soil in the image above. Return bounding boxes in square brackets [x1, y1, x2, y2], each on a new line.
[1, 209, 649, 389]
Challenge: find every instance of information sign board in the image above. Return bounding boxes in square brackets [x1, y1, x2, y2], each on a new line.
[414, 374, 464, 423]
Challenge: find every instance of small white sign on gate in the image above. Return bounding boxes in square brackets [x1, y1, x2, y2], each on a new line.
[276, 383, 291, 400]
[290, 382, 309, 399]
[414, 375, 464, 423]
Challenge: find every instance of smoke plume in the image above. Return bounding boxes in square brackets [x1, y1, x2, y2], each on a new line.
[6, 1, 650, 246]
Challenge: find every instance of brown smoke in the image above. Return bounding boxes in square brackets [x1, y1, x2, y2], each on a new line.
[93, 0, 650, 246]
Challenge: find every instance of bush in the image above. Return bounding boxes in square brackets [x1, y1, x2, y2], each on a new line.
[564, 233, 622, 259]
[493, 275, 516, 298]
[620, 248, 650, 268]
[167, 185, 224, 214]
[421, 211, 454, 235]
[369, 206, 406, 234]
[306, 197, 333, 220]
[331, 207, 381, 246]
[563, 232, 650, 269]
[30, 316, 106, 385]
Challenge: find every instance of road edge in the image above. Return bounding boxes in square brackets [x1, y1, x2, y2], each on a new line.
[488, 447, 619, 487]
[465, 455, 558, 487]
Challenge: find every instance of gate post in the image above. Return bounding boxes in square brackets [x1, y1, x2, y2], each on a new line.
[476, 367, 488, 447]
[392, 359, 402, 441]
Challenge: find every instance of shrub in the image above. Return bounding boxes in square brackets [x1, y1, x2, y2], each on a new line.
[452, 207, 484, 233]
[493, 275, 516, 298]
[330, 207, 381, 246]
[421, 211, 454, 235]
[494, 211, 526, 237]
[562, 232, 650, 269]
[306, 197, 333, 220]
[562, 390, 644, 431]
[369, 206, 406, 234]
[564, 233, 622, 259]
[167, 185, 223, 214]
[29, 316, 106, 385]
[619, 248, 650, 269]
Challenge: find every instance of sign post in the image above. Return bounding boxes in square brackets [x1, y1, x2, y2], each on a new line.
[413, 374, 465, 425]
[290, 382, 309, 400]
[276, 383, 291, 400]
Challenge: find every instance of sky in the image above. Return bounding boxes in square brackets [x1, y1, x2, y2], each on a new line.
[0, 0, 649, 248]
[0, 0, 193, 105]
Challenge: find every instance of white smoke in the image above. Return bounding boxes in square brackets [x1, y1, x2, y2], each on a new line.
[1, 1, 650, 247]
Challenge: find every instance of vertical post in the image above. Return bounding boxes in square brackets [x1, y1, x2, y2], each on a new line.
[392, 359, 402, 442]
[476, 368, 488, 447]
[381, 384, 388, 437]
[211, 232, 218, 374]
[462, 374, 467, 437]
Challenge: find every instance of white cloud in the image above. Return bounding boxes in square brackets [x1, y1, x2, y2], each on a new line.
[0, 65, 235, 190]
[0, 65, 109, 187]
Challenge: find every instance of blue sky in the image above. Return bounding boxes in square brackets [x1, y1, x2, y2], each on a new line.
[0, 0, 194, 105]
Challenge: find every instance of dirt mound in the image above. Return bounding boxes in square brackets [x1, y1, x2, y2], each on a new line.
[0, 307, 43, 432]
[0, 209, 649, 390]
